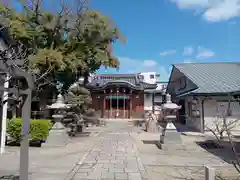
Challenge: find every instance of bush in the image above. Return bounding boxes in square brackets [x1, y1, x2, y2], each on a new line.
[7, 118, 52, 142]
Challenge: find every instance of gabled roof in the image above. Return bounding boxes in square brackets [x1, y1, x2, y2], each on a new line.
[173, 62, 240, 94]
[87, 73, 157, 90]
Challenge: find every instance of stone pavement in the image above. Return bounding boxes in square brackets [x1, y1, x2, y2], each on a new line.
[71, 121, 146, 180]
[0, 126, 101, 180]
[0, 120, 146, 180]
[1, 120, 239, 180]
[135, 132, 240, 179]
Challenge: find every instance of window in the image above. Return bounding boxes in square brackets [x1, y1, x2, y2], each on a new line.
[150, 74, 154, 79]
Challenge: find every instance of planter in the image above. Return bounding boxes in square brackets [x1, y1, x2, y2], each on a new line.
[6, 140, 42, 147]
[30, 140, 42, 147]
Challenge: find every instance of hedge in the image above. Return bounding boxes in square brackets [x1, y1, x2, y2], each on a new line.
[7, 118, 52, 142]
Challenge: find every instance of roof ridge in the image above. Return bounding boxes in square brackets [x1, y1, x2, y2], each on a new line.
[174, 62, 240, 65]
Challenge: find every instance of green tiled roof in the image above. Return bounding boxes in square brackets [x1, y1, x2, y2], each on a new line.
[174, 62, 240, 94]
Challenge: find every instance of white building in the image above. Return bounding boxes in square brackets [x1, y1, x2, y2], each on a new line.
[167, 62, 240, 133]
[139, 72, 166, 110]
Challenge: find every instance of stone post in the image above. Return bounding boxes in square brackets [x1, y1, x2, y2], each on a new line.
[204, 166, 215, 180]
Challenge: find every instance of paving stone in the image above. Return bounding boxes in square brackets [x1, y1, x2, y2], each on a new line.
[125, 168, 139, 173]
[84, 160, 97, 164]
[128, 173, 142, 180]
[86, 172, 102, 180]
[81, 163, 94, 169]
[97, 159, 110, 163]
[109, 168, 124, 173]
[93, 164, 104, 168]
[115, 172, 128, 179]
[110, 159, 124, 164]
[77, 168, 93, 173]
[73, 172, 88, 179]
[115, 163, 126, 168]
[93, 168, 109, 174]
[103, 163, 115, 168]
[101, 171, 115, 179]
[97, 156, 113, 160]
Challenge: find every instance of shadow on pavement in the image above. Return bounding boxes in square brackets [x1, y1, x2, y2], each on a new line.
[0, 175, 19, 180]
[196, 140, 237, 164]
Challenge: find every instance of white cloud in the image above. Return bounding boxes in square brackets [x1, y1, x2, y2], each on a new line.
[183, 47, 194, 56]
[143, 60, 157, 67]
[170, 0, 240, 22]
[196, 46, 215, 58]
[160, 50, 176, 56]
[183, 59, 193, 63]
[98, 57, 170, 81]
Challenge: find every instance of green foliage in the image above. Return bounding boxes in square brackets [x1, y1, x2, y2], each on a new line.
[7, 118, 52, 141]
[67, 83, 92, 114]
[0, 1, 125, 92]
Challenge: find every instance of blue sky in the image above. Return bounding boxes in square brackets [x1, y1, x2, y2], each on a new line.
[11, 0, 240, 81]
[92, 0, 240, 81]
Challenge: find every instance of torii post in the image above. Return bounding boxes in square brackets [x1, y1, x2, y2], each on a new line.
[0, 26, 34, 180]
[0, 63, 34, 180]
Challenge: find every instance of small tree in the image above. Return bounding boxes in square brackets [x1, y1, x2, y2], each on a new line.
[65, 82, 91, 136]
[205, 115, 238, 144]
[206, 99, 240, 173]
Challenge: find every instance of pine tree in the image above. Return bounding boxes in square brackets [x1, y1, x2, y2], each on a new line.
[66, 83, 91, 114]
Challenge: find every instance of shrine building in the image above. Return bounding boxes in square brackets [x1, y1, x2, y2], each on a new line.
[86, 72, 165, 119]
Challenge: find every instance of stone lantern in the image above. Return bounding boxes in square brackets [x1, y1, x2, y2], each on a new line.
[44, 94, 70, 147]
[160, 94, 182, 149]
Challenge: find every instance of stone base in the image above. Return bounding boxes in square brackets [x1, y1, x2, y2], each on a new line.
[160, 143, 185, 150]
[43, 123, 69, 147]
[164, 130, 182, 144]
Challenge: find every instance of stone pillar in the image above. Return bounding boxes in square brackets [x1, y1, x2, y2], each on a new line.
[204, 166, 215, 180]
[116, 88, 119, 118]
[101, 91, 105, 118]
[130, 95, 132, 119]
[103, 96, 106, 118]
[110, 89, 113, 118]
[199, 98, 205, 133]
[123, 89, 126, 119]
[152, 92, 155, 113]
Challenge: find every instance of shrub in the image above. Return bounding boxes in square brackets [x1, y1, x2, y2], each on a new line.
[7, 118, 52, 142]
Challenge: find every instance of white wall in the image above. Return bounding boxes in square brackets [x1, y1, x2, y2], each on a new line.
[155, 95, 162, 103]
[204, 99, 240, 132]
[139, 72, 157, 84]
[144, 94, 153, 110]
[184, 96, 240, 132]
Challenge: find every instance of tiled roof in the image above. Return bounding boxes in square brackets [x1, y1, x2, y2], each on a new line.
[87, 74, 157, 90]
[174, 62, 240, 94]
